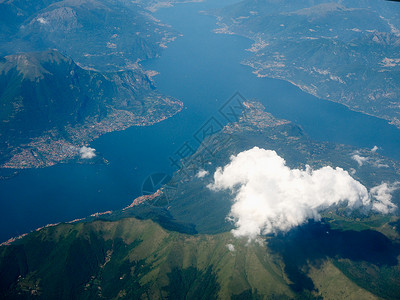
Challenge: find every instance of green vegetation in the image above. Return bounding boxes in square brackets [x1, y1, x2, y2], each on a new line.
[1, 216, 399, 299]
[0, 218, 294, 299]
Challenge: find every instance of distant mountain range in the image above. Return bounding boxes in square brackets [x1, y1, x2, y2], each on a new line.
[210, 0, 400, 128]
[1, 102, 399, 299]
[0, 0, 178, 71]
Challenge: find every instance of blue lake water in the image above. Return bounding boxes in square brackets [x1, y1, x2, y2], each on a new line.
[1, 0, 400, 242]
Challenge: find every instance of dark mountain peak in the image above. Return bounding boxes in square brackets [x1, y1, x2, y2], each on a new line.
[30, 49, 73, 65]
[25, 6, 81, 34]
[1, 49, 72, 81]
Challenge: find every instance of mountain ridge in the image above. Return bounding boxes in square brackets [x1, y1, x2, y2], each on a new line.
[1, 217, 391, 299]
[210, 0, 400, 128]
[0, 49, 182, 169]
[0, 0, 177, 71]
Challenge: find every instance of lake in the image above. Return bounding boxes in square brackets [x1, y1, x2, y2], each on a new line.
[1, 0, 399, 242]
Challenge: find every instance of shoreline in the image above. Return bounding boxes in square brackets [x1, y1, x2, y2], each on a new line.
[211, 18, 400, 131]
[0, 188, 160, 246]
[0, 96, 183, 170]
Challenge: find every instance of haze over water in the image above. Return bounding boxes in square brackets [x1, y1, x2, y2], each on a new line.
[1, 0, 399, 242]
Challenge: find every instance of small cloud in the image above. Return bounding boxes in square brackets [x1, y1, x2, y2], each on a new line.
[371, 145, 379, 153]
[352, 150, 388, 168]
[372, 159, 389, 169]
[371, 182, 399, 214]
[196, 169, 209, 178]
[226, 244, 235, 252]
[37, 17, 48, 24]
[80, 146, 96, 159]
[351, 154, 368, 167]
[106, 42, 117, 49]
[208, 147, 396, 240]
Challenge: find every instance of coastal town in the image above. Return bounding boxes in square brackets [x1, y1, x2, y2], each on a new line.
[1, 94, 182, 169]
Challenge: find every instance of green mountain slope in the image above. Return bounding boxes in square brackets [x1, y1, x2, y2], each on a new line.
[2, 216, 400, 299]
[0, 50, 182, 168]
[3, 217, 396, 299]
[0, 218, 290, 299]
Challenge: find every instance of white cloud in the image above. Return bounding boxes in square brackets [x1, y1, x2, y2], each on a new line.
[226, 244, 235, 252]
[79, 146, 96, 159]
[372, 159, 389, 169]
[37, 17, 48, 24]
[351, 154, 368, 166]
[208, 147, 397, 240]
[352, 149, 388, 168]
[370, 182, 399, 214]
[371, 145, 379, 153]
[196, 169, 209, 178]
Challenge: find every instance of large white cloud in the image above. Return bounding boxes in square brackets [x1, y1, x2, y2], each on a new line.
[208, 147, 397, 240]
